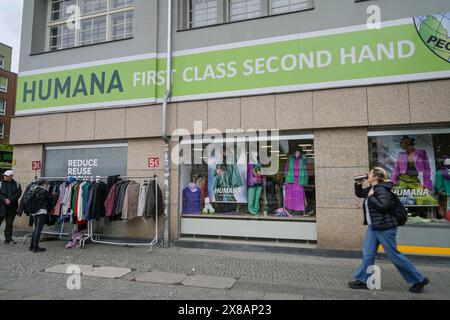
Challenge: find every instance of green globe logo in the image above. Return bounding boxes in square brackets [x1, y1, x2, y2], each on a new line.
[414, 12, 450, 62]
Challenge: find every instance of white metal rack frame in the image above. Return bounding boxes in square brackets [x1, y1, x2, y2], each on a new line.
[23, 176, 160, 252]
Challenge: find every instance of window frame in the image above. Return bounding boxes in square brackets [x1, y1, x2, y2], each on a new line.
[0, 55, 4, 69]
[0, 99, 6, 116]
[0, 124, 4, 139]
[46, 0, 135, 52]
[184, 0, 314, 30]
[227, 0, 264, 23]
[268, 0, 314, 15]
[0, 77, 7, 93]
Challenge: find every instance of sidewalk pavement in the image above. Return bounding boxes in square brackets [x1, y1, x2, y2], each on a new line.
[0, 236, 449, 300]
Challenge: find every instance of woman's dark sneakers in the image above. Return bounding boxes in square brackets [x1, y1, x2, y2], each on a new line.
[33, 247, 46, 253]
[409, 277, 429, 294]
[348, 280, 368, 289]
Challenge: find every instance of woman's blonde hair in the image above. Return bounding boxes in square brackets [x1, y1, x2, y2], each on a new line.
[371, 167, 390, 182]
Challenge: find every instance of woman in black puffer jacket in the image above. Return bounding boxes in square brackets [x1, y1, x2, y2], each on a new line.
[348, 167, 429, 294]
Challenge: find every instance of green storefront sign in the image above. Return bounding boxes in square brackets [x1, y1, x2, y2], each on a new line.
[16, 12, 450, 115]
[0, 151, 13, 170]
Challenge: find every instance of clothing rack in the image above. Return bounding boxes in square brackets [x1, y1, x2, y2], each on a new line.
[78, 176, 160, 252]
[23, 176, 160, 252]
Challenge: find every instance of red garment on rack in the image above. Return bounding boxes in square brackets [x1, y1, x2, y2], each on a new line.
[104, 183, 119, 217]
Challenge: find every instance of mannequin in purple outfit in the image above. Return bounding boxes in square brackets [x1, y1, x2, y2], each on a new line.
[182, 183, 201, 214]
[284, 150, 307, 212]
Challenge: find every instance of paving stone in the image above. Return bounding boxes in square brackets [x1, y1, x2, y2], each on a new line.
[44, 264, 94, 275]
[0, 289, 10, 295]
[182, 275, 237, 290]
[134, 272, 188, 285]
[83, 266, 132, 279]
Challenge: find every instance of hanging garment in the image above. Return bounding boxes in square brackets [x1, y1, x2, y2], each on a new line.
[122, 181, 140, 220]
[107, 175, 120, 192]
[53, 183, 66, 216]
[71, 183, 79, 223]
[105, 183, 119, 217]
[115, 181, 131, 218]
[182, 184, 201, 214]
[89, 181, 108, 220]
[145, 180, 163, 219]
[137, 183, 149, 217]
[284, 155, 307, 211]
[77, 182, 87, 222]
[83, 183, 92, 221]
[62, 182, 74, 218]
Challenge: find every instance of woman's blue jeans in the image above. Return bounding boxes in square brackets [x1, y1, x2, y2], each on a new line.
[353, 226, 425, 285]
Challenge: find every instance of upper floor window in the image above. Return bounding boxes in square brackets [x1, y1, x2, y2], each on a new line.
[184, 0, 314, 29]
[48, 0, 135, 51]
[229, 0, 262, 22]
[0, 56, 4, 69]
[189, 0, 218, 28]
[0, 99, 6, 116]
[270, 0, 313, 14]
[0, 77, 7, 93]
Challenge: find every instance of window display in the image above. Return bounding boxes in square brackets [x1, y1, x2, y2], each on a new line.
[179, 135, 316, 221]
[369, 131, 450, 225]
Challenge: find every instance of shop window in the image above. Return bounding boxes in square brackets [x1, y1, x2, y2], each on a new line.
[0, 124, 4, 139]
[369, 130, 450, 226]
[179, 134, 316, 221]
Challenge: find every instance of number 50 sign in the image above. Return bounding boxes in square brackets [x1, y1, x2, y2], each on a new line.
[148, 157, 160, 168]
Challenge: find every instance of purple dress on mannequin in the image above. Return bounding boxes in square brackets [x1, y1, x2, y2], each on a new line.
[284, 156, 306, 211]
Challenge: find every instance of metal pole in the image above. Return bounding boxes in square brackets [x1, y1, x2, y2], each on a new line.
[162, 0, 173, 248]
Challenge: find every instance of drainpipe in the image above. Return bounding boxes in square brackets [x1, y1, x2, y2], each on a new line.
[162, 0, 172, 247]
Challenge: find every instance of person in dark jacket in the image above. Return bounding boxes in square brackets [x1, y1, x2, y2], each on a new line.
[0, 170, 22, 244]
[349, 167, 429, 293]
[29, 179, 51, 253]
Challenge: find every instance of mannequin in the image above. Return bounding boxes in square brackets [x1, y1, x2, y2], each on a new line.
[182, 182, 201, 214]
[436, 158, 450, 221]
[284, 150, 308, 212]
[248, 151, 263, 215]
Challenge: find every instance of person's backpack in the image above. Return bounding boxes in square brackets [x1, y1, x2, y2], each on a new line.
[390, 192, 408, 226]
[23, 185, 40, 214]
